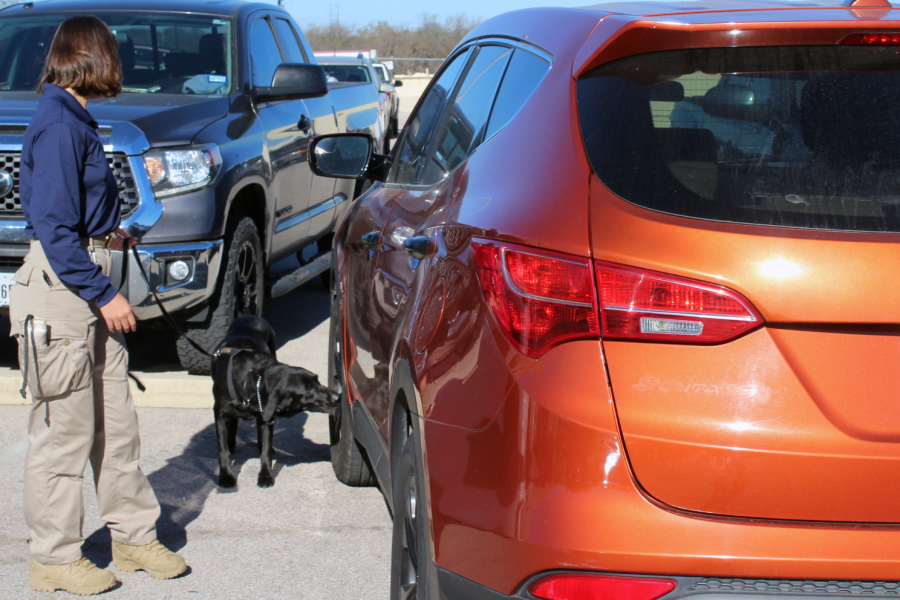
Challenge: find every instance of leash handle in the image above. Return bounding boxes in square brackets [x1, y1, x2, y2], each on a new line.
[130, 245, 213, 358]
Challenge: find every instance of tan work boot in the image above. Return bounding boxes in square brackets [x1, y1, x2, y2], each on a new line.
[29, 557, 117, 596]
[112, 539, 186, 580]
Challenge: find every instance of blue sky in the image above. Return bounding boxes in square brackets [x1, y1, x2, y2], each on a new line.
[256, 0, 584, 30]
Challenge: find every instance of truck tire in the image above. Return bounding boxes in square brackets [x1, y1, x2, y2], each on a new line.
[328, 261, 376, 487]
[176, 216, 264, 374]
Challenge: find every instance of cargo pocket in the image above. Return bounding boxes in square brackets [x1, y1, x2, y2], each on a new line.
[17, 317, 95, 399]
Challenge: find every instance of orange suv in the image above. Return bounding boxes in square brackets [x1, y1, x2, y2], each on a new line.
[310, 1, 900, 598]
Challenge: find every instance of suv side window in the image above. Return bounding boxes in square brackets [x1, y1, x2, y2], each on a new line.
[388, 50, 469, 185]
[420, 45, 512, 186]
[273, 18, 308, 63]
[249, 17, 283, 87]
[484, 49, 550, 141]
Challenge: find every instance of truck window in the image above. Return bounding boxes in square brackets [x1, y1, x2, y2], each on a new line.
[420, 45, 512, 186]
[388, 50, 469, 186]
[321, 65, 372, 83]
[249, 17, 283, 88]
[272, 18, 307, 63]
[0, 13, 233, 94]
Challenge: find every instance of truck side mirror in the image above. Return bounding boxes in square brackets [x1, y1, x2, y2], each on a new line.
[393, 80, 403, 87]
[255, 64, 328, 102]
[309, 133, 391, 182]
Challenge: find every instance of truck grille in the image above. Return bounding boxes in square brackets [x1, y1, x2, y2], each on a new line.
[0, 151, 140, 218]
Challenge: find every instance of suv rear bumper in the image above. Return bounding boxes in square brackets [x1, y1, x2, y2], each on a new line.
[118, 240, 224, 321]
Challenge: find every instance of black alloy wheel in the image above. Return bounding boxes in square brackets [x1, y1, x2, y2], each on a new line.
[232, 238, 260, 319]
[391, 436, 431, 600]
[175, 216, 263, 374]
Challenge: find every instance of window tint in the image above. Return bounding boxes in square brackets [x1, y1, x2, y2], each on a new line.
[249, 18, 282, 87]
[485, 49, 549, 140]
[389, 50, 468, 185]
[577, 46, 900, 233]
[273, 18, 307, 63]
[321, 64, 371, 83]
[420, 45, 511, 185]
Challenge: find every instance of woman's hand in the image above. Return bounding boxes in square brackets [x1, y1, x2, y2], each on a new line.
[99, 293, 136, 333]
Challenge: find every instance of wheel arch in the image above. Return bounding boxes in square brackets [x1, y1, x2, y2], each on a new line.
[225, 181, 268, 263]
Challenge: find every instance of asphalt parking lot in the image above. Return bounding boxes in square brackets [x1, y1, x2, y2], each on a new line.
[0, 273, 393, 599]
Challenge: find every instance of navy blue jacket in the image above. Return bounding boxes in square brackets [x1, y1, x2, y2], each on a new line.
[20, 84, 120, 307]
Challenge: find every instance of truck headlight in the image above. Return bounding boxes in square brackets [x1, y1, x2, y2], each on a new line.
[143, 144, 222, 199]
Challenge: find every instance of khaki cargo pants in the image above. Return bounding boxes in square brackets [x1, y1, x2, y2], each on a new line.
[10, 240, 160, 565]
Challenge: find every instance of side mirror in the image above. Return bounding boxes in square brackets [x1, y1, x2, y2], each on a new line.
[309, 133, 391, 182]
[378, 81, 393, 93]
[255, 64, 328, 102]
[393, 80, 403, 87]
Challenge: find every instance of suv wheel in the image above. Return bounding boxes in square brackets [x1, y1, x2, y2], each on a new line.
[391, 435, 431, 600]
[328, 265, 376, 486]
[176, 216, 263, 374]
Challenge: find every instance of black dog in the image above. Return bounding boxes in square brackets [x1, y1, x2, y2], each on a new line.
[212, 315, 339, 488]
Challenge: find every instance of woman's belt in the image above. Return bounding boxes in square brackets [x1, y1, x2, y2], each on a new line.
[79, 233, 113, 248]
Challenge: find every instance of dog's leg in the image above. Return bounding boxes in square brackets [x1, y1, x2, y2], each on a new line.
[256, 419, 264, 453]
[215, 408, 237, 488]
[257, 418, 276, 488]
[227, 417, 238, 454]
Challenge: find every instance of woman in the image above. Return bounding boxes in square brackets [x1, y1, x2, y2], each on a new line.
[10, 16, 186, 596]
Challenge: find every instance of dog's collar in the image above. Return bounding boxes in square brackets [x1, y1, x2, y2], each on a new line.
[218, 347, 276, 425]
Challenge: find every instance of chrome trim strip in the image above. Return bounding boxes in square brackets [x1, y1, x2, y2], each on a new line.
[603, 305, 757, 322]
[500, 247, 594, 308]
[275, 192, 347, 233]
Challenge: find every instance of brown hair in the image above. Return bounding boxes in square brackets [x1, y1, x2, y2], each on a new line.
[39, 16, 121, 97]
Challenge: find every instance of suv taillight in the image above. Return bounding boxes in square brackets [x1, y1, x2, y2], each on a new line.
[596, 261, 763, 344]
[472, 241, 600, 358]
[529, 573, 676, 600]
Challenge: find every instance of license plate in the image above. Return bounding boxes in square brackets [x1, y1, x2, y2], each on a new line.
[0, 272, 16, 306]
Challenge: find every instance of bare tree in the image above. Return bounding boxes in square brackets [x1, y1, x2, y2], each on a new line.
[304, 13, 481, 60]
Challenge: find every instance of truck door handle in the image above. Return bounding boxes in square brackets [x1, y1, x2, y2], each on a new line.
[298, 114, 312, 133]
[402, 236, 430, 260]
[361, 231, 381, 250]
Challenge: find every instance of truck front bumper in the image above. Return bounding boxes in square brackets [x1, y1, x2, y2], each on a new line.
[115, 240, 224, 321]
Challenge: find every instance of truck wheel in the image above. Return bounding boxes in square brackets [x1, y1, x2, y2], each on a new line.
[176, 216, 263, 374]
[328, 261, 376, 486]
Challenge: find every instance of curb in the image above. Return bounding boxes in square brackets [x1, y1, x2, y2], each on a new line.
[0, 367, 213, 409]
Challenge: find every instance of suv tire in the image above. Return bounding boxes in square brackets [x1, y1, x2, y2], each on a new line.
[176, 216, 263, 374]
[328, 264, 376, 486]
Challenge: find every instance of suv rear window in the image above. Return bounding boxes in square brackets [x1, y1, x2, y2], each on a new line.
[577, 46, 900, 233]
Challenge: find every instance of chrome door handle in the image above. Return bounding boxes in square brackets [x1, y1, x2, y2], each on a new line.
[361, 231, 381, 250]
[402, 236, 430, 260]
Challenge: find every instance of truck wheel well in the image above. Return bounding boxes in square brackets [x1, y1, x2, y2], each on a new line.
[228, 184, 267, 256]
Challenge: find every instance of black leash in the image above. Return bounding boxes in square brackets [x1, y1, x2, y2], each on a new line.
[129, 245, 213, 358]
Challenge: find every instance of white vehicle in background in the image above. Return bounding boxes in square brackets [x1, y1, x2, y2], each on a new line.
[316, 55, 391, 152]
[373, 62, 402, 138]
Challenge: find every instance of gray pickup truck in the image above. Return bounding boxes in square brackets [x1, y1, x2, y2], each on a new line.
[0, 0, 384, 373]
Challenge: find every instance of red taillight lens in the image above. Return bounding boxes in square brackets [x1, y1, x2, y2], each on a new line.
[841, 32, 900, 45]
[596, 260, 762, 344]
[472, 241, 599, 358]
[529, 573, 676, 600]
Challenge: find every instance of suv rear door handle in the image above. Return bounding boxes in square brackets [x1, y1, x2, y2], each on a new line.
[298, 114, 312, 133]
[362, 231, 381, 250]
[402, 236, 430, 260]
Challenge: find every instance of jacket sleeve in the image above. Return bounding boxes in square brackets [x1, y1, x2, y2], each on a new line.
[28, 123, 117, 307]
